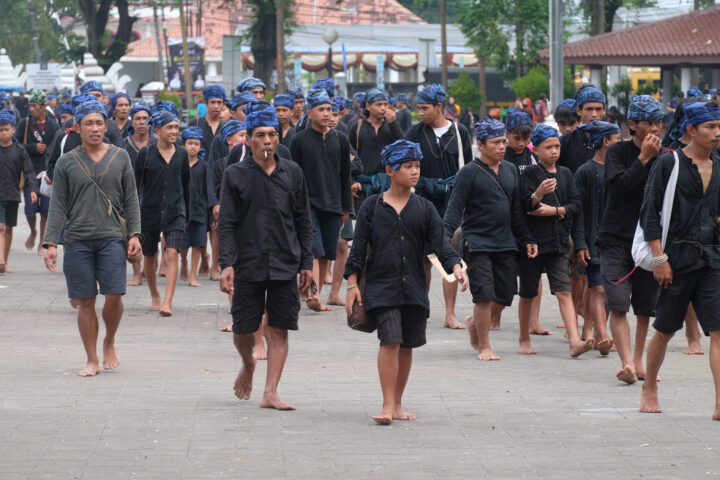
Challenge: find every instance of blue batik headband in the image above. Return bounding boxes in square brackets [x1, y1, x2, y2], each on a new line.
[530, 124, 560, 147]
[577, 120, 620, 148]
[475, 117, 506, 141]
[381, 139, 423, 170]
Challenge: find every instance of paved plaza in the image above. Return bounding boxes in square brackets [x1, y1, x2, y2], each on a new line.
[1, 221, 719, 479]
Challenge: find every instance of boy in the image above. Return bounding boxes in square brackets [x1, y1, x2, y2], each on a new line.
[519, 124, 594, 357]
[0, 110, 38, 272]
[554, 99, 579, 135]
[559, 85, 606, 173]
[135, 110, 190, 316]
[503, 108, 535, 174]
[273, 94, 296, 148]
[573, 120, 621, 354]
[179, 127, 209, 287]
[638, 102, 720, 419]
[345, 139, 468, 425]
[188, 85, 227, 154]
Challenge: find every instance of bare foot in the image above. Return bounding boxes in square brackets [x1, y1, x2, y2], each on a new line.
[37, 247, 45, 257]
[372, 407, 393, 425]
[556, 323, 566, 329]
[220, 323, 233, 332]
[616, 365, 638, 384]
[444, 314, 466, 329]
[393, 405, 417, 420]
[490, 318, 500, 330]
[569, 338, 594, 358]
[25, 232, 36, 250]
[198, 255, 210, 277]
[126, 274, 144, 287]
[327, 295, 346, 306]
[683, 342, 704, 355]
[180, 264, 189, 282]
[639, 385, 662, 413]
[529, 324, 552, 335]
[102, 343, 120, 370]
[518, 339, 536, 355]
[713, 407, 720, 421]
[189, 280, 202, 287]
[4, 266, 13, 273]
[466, 316, 479, 350]
[0, 262, 5, 273]
[596, 337, 614, 356]
[253, 343, 267, 361]
[306, 295, 332, 312]
[69, 299, 80, 310]
[159, 264, 167, 277]
[260, 392, 296, 410]
[477, 348, 500, 361]
[78, 361, 100, 377]
[324, 272, 332, 285]
[635, 369, 661, 382]
[150, 295, 162, 311]
[159, 303, 172, 317]
[210, 270, 220, 281]
[233, 363, 256, 400]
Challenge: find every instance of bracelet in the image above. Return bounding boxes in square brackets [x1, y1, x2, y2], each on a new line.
[347, 284, 358, 290]
[555, 206, 559, 216]
[531, 193, 541, 202]
[651, 254, 668, 267]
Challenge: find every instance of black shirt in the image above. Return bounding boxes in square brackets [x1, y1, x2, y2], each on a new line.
[348, 118, 404, 175]
[396, 108, 412, 133]
[520, 163, 580, 254]
[558, 128, 594, 173]
[123, 135, 158, 169]
[16, 116, 61, 173]
[208, 134, 228, 165]
[187, 116, 224, 153]
[404, 121, 473, 180]
[0, 142, 38, 201]
[289, 128, 352, 215]
[280, 126, 296, 148]
[134, 144, 191, 232]
[344, 193, 462, 311]
[640, 150, 720, 275]
[217, 155, 313, 280]
[444, 159, 534, 253]
[187, 158, 210, 223]
[598, 139, 657, 248]
[572, 160, 605, 264]
[503, 148, 536, 175]
[106, 119, 126, 148]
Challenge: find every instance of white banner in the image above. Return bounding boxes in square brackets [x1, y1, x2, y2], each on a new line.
[26, 64, 62, 91]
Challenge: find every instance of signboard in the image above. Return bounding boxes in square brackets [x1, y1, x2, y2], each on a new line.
[26, 64, 62, 91]
[167, 36, 205, 91]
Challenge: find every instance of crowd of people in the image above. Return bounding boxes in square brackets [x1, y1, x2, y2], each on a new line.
[0, 77, 719, 424]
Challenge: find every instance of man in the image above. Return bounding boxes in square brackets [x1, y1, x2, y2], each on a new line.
[208, 91, 254, 165]
[289, 89, 351, 312]
[288, 88, 305, 128]
[78, 81, 124, 147]
[274, 94, 296, 148]
[218, 105, 313, 410]
[0, 110, 38, 273]
[42, 99, 142, 376]
[236, 77, 266, 100]
[109, 92, 132, 138]
[638, 102, 720, 419]
[666, 91, 684, 126]
[123, 104, 156, 169]
[59, 103, 74, 126]
[573, 120, 622, 354]
[405, 83, 472, 330]
[188, 85, 226, 155]
[444, 118, 537, 359]
[16, 89, 60, 255]
[395, 93, 412, 133]
[598, 95, 663, 384]
[558, 86, 606, 173]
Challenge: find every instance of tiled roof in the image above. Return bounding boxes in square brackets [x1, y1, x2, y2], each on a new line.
[124, 0, 423, 60]
[538, 4, 720, 65]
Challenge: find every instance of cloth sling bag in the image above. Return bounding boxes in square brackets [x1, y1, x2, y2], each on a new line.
[631, 150, 679, 272]
[454, 122, 464, 169]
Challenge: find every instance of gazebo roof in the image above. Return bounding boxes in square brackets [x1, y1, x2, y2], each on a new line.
[539, 4, 720, 66]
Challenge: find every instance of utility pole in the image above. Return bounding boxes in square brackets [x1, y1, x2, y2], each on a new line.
[152, 2, 165, 83]
[692, 0, 699, 86]
[276, 1, 285, 92]
[178, 0, 193, 111]
[593, 0, 604, 35]
[549, 0, 564, 111]
[27, 0, 42, 63]
[440, 0, 448, 89]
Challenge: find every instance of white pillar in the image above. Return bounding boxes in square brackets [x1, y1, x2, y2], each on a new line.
[590, 66, 602, 87]
[661, 67, 673, 107]
[681, 66, 692, 94]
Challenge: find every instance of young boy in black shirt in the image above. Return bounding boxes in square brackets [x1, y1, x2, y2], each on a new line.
[554, 99, 579, 135]
[345, 139, 468, 425]
[503, 108, 535, 174]
[519, 124, 594, 357]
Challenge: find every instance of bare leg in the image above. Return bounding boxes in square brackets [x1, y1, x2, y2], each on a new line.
[0, 224, 6, 272]
[557, 291, 594, 357]
[76, 298, 100, 377]
[188, 246, 202, 287]
[634, 315, 651, 380]
[490, 301, 503, 330]
[589, 286, 613, 355]
[3, 227, 12, 272]
[160, 247, 179, 316]
[306, 258, 332, 311]
[37, 214, 47, 256]
[518, 297, 536, 354]
[260, 325, 295, 410]
[393, 348, 416, 420]
[159, 237, 167, 277]
[24, 214, 36, 250]
[233, 332, 256, 400]
[210, 227, 220, 281]
[253, 312, 267, 360]
[640, 331, 672, 413]
[127, 260, 143, 286]
[709, 331, 720, 420]
[374, 343, 399, 424]
[198, 243, 210, 276]
[571, 271, 586, 323]
[684, 304, 704, 355]
[474, 301, 500, 360]
[610, 310, 637, 384]
[530, 281, 550, 334]
[443, 279, 464, 329]
[101, 294, 123, 370]
[143, 254, 162, 311]
[179, 248, 189, 282]
[327, 239, 348, 306]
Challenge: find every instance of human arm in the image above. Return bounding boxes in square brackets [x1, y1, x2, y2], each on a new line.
[426, 202, 468, 291]
[42, 158, 69, 249]
[442, 166, 471, 239]
[181, 152, 191, 221]
[509, 167, 536, 249]
[293, 172, 314, 274]
[339, 133, 353, 217]
[561, 169, 581, 220]
[120, 153, 143, 242]
[21, 148, 39, 195]
[134, 147, 147, 198]
[605, 142, 654, 192]
[217, 169, 242, 269]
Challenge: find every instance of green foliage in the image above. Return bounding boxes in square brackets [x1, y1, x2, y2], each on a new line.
[447, 70, 484, 111]
[396, 0, 463, 23]
[610, 77, 632, 116]
[577, 0, 656, 34]
[635, 81, 658, 96]
[158, 90, 183, 109]
[510, 66, 549, 102]
[563, 66, 576, 99]
[78, 0, 138, 71]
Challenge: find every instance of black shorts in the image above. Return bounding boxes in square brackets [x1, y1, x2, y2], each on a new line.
[653, 267, 720, 336]
[371, 305, 428, 348]
[465, 251, 517, 306]
[231, 278, 300, 335]
[599, 244, 658, 316]
[141, 229, 184, 256]
[519, 252, 571, 298]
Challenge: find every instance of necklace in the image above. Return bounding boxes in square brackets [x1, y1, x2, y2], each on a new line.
[422, 123, 455, 158]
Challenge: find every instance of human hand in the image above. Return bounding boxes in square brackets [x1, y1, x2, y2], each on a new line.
[528, 203, 556, 216]
[385, 109, 396, 123]
[36, 143, 47, 154]
[527, 244, 538, 258]
[298, 269, 313, 298]
[345, 287, 363, 316]
[535, 179, 556, 197]
[219, 267, 234, 294]
[351, 182, 362, 198]
[30, 192, 38, 203]
[127, 237, 142, 260]
[212, 204, 220, 220]
[453, 264, 469, 291]
[654, 261, 673, 289]
[44, 246, 57, 273]
[639, 134, 661, 165]
[577, 249, 590, 267]
[341, 211, 349, 226]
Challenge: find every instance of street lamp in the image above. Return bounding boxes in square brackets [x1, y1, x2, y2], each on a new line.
[323, 28, 338, 81]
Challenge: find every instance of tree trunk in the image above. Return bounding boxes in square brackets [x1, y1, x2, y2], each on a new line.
[78, 0, 136, 72]
[478, 56, 487, 117]
[515, 21, 524, 78]
[251, 4, 276, 89]
[178, 0, 193, 111]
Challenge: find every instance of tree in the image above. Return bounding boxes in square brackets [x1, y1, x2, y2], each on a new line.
[577, 0, 656, 34]
[609, 76, 632, 116]
[510, 65, 549, 102]
[78, 0, 138, 72]
[397, 0, 463, 23]
[447, 70, 484, 112]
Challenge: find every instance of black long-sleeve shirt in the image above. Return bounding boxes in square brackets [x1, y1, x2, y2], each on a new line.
[134, 144, 191, 232]
[187, 159, 210, 223]
[598, 139, 657, 248]
[504, 148, 536, 174]
[396, 108, 412, 133]
[217, 155, 313, 280]
[640, 150, 720, 275]
[444, 158, 534, 253]
[16, 116, 61, 173]
[558, 128, 594, 173]
[404, 121, 473, 180]
[344, 193, 462, 311]
[123, 135, 158, 169]
[0, 143, 38, 201]
[289, 128, 352, 214]
[572, 160, 605, 264]
[520, 163, 580, 254]
[208, 134, 228, 165]
[348, 118, 404, 175]
[106, 119, 126, 148]
[187, 117, 224, 153]
[280, 126, 296, 148]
